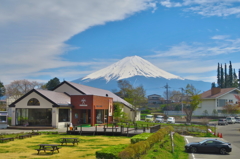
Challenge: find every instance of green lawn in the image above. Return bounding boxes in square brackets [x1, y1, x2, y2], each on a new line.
[0, 134, 130, 159]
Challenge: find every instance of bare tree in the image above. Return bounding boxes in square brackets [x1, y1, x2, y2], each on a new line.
[170, 90, 182, 102]
[5, 80, 43, 101]
[182, 84, 202, 123]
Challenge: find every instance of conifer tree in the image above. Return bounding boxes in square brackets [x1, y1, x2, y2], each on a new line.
[221, 64, 224, 88]
[225, 63, 227, 88]
[233, 69, 238, 88]
[229, 61, 233, 87]
[217, 63, 221, 87]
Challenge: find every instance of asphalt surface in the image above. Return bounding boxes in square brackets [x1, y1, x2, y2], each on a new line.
[217, 123, 240, 149]
[185, 123, 240, 159]
[185, 136, 240, 159]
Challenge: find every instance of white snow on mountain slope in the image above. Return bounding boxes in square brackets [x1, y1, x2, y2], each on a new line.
[82, 56, 184, 82]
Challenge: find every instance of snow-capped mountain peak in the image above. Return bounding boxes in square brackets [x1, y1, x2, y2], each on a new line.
[82, 56, 183, 82]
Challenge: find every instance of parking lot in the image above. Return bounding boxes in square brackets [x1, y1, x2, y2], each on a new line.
[185, 136, 240, 159]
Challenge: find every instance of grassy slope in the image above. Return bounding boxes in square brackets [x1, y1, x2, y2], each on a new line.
[141, 133, 188, 159]
[0, 134, 130, 159]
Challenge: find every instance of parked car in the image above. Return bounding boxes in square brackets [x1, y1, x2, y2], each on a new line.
[218, 119, 228, 125]
[145, 115, 154, 122]
[235, 117, 240, 123]
[185, 139, 232, 155]
[166, 117, 175, 124]
[155, 116, 164, 123]
[226, 117, 236, 124]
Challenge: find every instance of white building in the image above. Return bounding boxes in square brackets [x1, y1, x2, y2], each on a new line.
[195, 87, 240, 116]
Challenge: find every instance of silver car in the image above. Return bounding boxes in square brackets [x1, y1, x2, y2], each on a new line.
[218, 119, 228, 125]
[235, 117, 240, 123]
[155, 117, 164, 123]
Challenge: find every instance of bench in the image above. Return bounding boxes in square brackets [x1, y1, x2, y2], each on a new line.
[60, 140, 79, 145]
[0, 137, 14, 143]
[19, 134, 32, 139]
[60, 138, 79, 145]
[36, 146, 61, 154]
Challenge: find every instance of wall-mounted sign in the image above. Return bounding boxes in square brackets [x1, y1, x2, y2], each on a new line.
[79, 98, 87, 106]
[109, 99, 113, 116]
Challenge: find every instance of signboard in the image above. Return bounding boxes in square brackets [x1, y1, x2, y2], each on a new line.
[108, 99, 113, 116]
[79, 98, 87, 106]
[0, 112, 8, 116]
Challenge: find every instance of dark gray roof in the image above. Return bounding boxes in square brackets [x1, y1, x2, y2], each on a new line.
[66, 81, 133, 109]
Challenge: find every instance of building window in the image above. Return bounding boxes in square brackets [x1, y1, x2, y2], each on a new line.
[0, 116, 7, 123]
[59, 109, 70, 122]
[96, 110, 104, 124]
[27, 98, 40, 106]
[229, 100, 233, 103]
[217, 99, 226, 107]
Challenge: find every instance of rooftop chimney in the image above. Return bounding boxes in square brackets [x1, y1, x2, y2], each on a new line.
[211, 87, 221, 96]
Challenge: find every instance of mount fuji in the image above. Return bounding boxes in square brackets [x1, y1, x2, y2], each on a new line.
[72, 56, 211, 95]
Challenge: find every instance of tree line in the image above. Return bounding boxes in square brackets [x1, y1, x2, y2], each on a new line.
[0, 77, 60, 102]
[216, 61, 238, 88]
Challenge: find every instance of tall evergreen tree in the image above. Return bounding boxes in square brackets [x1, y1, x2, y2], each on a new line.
[225, 63, 227, 88]
[239, 69, 240, 89]
[221, 64, 224, 88]
[229, 61, 233, 87]
[0, 81, 5, 99]
[217, 63, 221, 87]
[233, 69, 238, 88]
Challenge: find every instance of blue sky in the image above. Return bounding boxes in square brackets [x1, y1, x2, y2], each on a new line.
[1, 0, 240, 85]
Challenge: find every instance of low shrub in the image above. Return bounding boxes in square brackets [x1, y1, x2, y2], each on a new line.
[130, 133, 152, 144]
[96, 144, 128, 159]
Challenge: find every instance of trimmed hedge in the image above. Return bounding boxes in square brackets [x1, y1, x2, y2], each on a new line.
[130, 133, 152, 144]
[96, 144, 128, 159]
[95, 126, 174, 159]
[119, 126, 174, 159]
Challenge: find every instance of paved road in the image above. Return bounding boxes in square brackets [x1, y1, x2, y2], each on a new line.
[185, 136, 240, 159]
[217, 123, 240, 149]
[185, 123, 240, 159]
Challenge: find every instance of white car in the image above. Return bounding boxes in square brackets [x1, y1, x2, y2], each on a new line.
[226, 117, 236, 124]
[167, 117, 175, 124]
[145, 115, 154, 122]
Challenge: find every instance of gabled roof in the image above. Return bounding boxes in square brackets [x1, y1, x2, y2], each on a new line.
[201, 88, 239, 99]
[35, 89, 71, 106]
[54, 81, 133, 109]
[9, 89, 71, 107]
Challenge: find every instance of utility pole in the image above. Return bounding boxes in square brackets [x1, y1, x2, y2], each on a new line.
[164, 83, 171, 114]
[179, 87, 184, 115]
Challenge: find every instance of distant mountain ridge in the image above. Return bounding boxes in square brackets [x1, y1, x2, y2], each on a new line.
[73, 56, 211, 95]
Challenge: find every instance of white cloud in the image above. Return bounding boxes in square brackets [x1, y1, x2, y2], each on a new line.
[184, 75, 217, 83]
[160, 0, 240, 17]
[0, 0, 156, 84]
[211, 35, 229, 40]
[160, 0, 182, 7]
[151, 38, 240, 58]
[147, 38, 240, 82]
